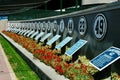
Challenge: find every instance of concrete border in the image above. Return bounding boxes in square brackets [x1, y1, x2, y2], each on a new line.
[0, 44, 17, 80]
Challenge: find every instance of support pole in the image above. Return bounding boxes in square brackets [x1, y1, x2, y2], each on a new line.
[75, 0, 78, 10]
[60, 0, 62, 14]
[45, 2, 47, 12]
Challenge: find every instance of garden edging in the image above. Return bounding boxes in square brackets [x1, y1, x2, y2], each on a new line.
[0, 32, 69, 80]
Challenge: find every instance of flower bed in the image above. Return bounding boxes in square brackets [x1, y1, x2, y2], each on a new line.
[2, 31, 120, 80]
[0, 34, 39, 80]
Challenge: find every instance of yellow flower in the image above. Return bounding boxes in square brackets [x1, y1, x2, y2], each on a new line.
[62, 54, 72, 62]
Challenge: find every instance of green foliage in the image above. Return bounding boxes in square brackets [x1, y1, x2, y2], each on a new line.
[0, 35, 40, 80]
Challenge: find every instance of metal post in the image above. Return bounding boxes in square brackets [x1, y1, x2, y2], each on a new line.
[75, 0, 78, 10]
[79, 0, 82, 7]
[45, 2, 47, 11]
[60, 0, 62, 14]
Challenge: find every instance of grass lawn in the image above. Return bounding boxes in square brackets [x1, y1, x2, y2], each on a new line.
[0, 35, 40, 80]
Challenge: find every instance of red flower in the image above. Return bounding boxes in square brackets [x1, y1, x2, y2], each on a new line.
[40, 50, 45, 54]
[59, 68, 64, 75]
[81, 64, 87, 73]
[34, 49, 40, 54]
[55, 64, 64, 75]
[64, 63, 70, 67]
[57, 58, 61, 62]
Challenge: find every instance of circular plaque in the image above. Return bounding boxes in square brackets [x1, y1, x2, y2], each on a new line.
[42, 22, 46, 32]
[93, 14, 107, 40]
[33, 22, 36, 30]
[60, 19, 65, 33]
[15, 23, 18, 29]
[30, 22, 33, 30]
[25, 23, 28, 30]
[40, 22, 43, 30]
[78, 16, 87, 36]
[27, 23, 30, 30]
[32, 22, 35, 30]
[53, 20, 58, 32]
[22, 23, 25, 30]
[47, 21, 51, 32]
[36, 22, 40, 30]
[67, 18, 74, 35]
[14, 23, 16, 27]
[24, 23, 27, 30]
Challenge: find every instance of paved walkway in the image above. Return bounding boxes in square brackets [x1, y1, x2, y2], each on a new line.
[0, 44, 17, 80]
